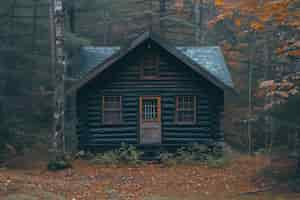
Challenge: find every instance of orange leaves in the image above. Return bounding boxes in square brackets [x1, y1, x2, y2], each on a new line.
[257, 77, 299, 111]
[276, 40, 300, 57]
[287, 49, 300, 56]
[215, 0, 224, 7]
[213, 0, 297, 30]
[250, 21, 264, 31]
[234, 18, 241, 27]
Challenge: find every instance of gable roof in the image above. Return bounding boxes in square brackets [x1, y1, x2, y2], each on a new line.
[68, 32, 235, 94]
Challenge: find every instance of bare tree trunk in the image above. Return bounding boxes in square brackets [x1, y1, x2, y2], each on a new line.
[32, 0, 38, 52]
[49, 0, 66, 156]
[149, 0, 153, 32]
[268, 117, 274, 154]
[247, 57, 253, 155]
[297, 129, 300, 172]
[247, 30, 256, 155]
[67, 0, 76, 33]
[159, 0, 166, 38]
[9, 0, 17, 46]
[194, 0, 201, 45]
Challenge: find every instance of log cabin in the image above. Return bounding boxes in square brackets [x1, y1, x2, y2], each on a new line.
[68, 32, 235, 152]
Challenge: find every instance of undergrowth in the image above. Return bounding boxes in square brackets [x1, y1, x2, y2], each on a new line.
[47, 155, 72, 171]
[91, 143, 144, 165]
[159, 143, 229, 168]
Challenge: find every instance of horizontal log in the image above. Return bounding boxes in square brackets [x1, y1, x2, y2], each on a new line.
[88, 123, 137, 128]
[92, 88, 207, 94]
[83, 142, 215, 148]
[163, 127, 210, 132]
[163, 132, 212, 137]
[89, 138, 137, 143]
[163, 138, 214, 143]
[89, 133, 136, 138]
[89, 127, 136, 133]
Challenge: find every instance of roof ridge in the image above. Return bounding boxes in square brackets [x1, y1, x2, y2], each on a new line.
[68, 33, 235, 95]
[82, 46, 221, 48]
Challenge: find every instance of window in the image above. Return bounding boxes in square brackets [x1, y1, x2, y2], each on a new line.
[176, 96, 196, 124]
[102, 96, 122, 124]
[141, 98, 160, 122]
[140, 52, 159, 79]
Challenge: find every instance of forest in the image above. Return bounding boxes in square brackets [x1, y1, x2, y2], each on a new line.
[0, 0, 300, 199]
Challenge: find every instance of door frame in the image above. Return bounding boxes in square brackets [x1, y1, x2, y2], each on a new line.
[139, 96, 162, 144]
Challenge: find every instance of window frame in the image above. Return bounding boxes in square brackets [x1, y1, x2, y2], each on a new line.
[140, 52, 160, 80]
[140, 96, 161, 123]
[102, 96, 123, 125]
[175, 96, 197, 125]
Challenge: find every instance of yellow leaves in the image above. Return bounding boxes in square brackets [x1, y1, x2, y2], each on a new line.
[215, 0, 224, 7]
[265, 0, 290, 11]
[234, 18, 241, 27]
[250, 21, 264, 31]
[208, 12, 232, 28]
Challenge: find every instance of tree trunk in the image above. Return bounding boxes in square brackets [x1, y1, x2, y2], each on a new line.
[49, 0, 66, 156]
[159, 0, 166, 37]
[297, 129, 300, 172]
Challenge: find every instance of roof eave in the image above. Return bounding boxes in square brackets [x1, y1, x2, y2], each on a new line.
[67, 32, 235, 95]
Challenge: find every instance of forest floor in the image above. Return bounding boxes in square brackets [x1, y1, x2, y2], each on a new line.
[0, 154, 299, 200]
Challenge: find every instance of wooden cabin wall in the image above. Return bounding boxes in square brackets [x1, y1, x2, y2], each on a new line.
[76, 41, 224, 150]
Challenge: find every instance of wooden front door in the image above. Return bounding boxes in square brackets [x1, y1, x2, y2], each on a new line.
[139, 96, 162, 144]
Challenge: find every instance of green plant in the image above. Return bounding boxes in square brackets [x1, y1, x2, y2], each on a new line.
[159, 152, 177, 166]
[206, 155, 230, 168]
[188, 143, 211, 161]
[47, 156, 72, 171]
[119, 143, 144, 164]
[91, 143, 144, 165]
[175, 147, 196, 164]
[211, 144, 224, 158]
[91, 150, 120, 165]
[159, 143, 229, 167]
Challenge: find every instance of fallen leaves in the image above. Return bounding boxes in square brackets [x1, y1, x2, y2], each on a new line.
[0, 155, 296, 200]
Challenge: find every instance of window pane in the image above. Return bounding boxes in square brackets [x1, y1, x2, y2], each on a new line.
[103, 96, 121, 110]
[143, 99, 158, 121]
[103, 96, 122, 124]
[176, 96, 196, 123]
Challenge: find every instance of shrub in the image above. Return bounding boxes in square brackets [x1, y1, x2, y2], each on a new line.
[206, 155, 230, 168]
[119, 143, 144, 164]
[159, 143, 229, 168]
[47, 156, 72, 171]
[91, 143, 144, 165]
[158, 152, 177, 166]
[91, 150, 120, 165]
[0, 118, 21, 162]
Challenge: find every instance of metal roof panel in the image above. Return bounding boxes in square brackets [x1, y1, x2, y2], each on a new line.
[77, 45, 234, 88]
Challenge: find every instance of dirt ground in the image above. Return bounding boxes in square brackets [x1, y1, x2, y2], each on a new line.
[0, 155, 300, 200]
